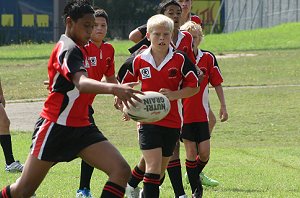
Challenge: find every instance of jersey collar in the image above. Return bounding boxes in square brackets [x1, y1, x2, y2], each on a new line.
[140, 45, 174, 71]
[195, 49, 204, 65]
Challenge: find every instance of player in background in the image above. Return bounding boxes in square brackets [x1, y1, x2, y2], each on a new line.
[0, 79, 23, 173]
[180, 21, 228, 197]
[176, 0, 202, 26]
[0, 1, 142, 197]
[124, 1, 197, 198]
[118, 14, 200, 198]
[75, 8, 119, 198]
[178, 0, 225, 187]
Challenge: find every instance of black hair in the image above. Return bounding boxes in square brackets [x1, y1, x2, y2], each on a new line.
[63, 0, 94, 23]
[158, 0, 182, 14]
[94, 8, 109, 24]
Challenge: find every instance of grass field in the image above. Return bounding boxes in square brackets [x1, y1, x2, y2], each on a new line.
[0, 23, 300, 197]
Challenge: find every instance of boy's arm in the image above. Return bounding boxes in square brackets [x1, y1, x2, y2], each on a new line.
[214, 84, 228, 122]
[72, 71, 141, 108]
[159, 86, 199, 101]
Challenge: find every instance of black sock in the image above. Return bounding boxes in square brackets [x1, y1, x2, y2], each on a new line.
[143, 173, 160, 198]
[128, 165, 144, 188]
[0, 135, 15, 165]
[79, 160, 94, 190]
[167, 159, 185, 197]
[186, 159, 200, 193]
[196, 156, 208, 173]
[101, 181, 125, 198]
[0, 185, 12, 198]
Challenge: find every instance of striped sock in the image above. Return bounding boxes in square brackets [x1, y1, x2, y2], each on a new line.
[186, 159, 199, 193]
[143, 173, 160, 198]
[101, 181, 125, 198]
[0, 185, 12, 198]
[167, 159, 185, 197]
[128, 165, 144, 188]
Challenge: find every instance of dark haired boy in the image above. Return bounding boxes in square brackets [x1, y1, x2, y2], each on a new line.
[0, 1, 142, 197]
[76, 8, 119, 198]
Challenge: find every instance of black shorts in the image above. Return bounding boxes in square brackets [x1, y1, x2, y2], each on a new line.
[138, 124, 180, 157]
[181, 122, 210, 143]
[30, 117, 107, 162]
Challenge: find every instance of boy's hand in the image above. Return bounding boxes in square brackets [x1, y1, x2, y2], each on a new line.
[219, 105, 228, 122]
[113, 84, 143, 109]
[159, 88, 176, 101]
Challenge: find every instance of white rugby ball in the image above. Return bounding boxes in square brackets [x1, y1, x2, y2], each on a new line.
[123, 91, 171, 123]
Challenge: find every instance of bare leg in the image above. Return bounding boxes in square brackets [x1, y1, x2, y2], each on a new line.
[10, 154, 54, 197]
[79, 140, 131, 187]
[208, 108, 216, 134]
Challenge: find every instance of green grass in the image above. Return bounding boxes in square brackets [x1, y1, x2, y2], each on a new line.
[0, 22, 300, 197]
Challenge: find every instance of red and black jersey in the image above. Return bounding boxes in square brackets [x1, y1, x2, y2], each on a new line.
[40, 34, 92, 127]
[84, 41, 115, 104]
[183, 49, 223, 123]
[118, 46, 199, 128]
[191, 13, 202, 25]
[175, 30, 195, 63]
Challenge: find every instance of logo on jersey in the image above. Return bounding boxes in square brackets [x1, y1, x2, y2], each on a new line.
[89, 56, 97, 66]
[168, 68, 178, 78]
[140, 67, 151, 79]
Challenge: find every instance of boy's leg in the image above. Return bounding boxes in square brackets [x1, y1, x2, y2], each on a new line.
[125, 157, 145, 198]
[76, 160, 94, 197]
[167, 141, 186, 198]
[141, 148, 162, 198]
[0, 104, 21, 171]
[79, 140, 131, 198]
[1, 154, 53, 197]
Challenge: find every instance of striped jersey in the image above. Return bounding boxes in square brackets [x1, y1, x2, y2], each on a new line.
[183, 49, 223, 123]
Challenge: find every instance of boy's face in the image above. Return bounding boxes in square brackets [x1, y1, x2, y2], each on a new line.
[189, 28, 201, 51]
[67, 13, 95, 46]
[91, 17, 107, 43]
[177, 0, 192, 15]
[163, 5, 182, 30]
[147, 25, 172, 52]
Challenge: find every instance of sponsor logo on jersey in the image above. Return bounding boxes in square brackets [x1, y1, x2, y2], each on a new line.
[140, 67, 151, 79]
[89, 56, 97, 66]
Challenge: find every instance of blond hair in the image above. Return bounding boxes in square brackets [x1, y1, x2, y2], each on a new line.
[180, 21, 204, 39]
[147, 14, 174, 33]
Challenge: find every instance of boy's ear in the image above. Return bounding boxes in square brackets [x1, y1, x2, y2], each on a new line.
[65, 16, 73, 27]
[146, 32, 150, 41]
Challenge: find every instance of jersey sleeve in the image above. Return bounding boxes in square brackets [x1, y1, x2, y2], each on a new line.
[117, 54, 137, 84]
[137, 24, 147, 38]
[208, 52, 223, 86]
[57, 46, 86, 82]
[180, 52, 199, 88]
[104, 45, 115, 77]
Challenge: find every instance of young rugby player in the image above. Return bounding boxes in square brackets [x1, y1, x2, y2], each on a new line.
[0, 79, 23, 173]
[176, 0, 202, 25]
[0, 1, 142, 197]
[180, 21, 228, 197]
[118, 14, 200, 198]
[75, 8, 119, 198]
[124, 1, 198, 198]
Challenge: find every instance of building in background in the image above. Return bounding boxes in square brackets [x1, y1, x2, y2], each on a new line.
[0, 0, 299, 45]
[0, 0, 53, 45]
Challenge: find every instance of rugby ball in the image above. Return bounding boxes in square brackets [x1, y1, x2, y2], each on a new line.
[123, 91, 171, 123]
